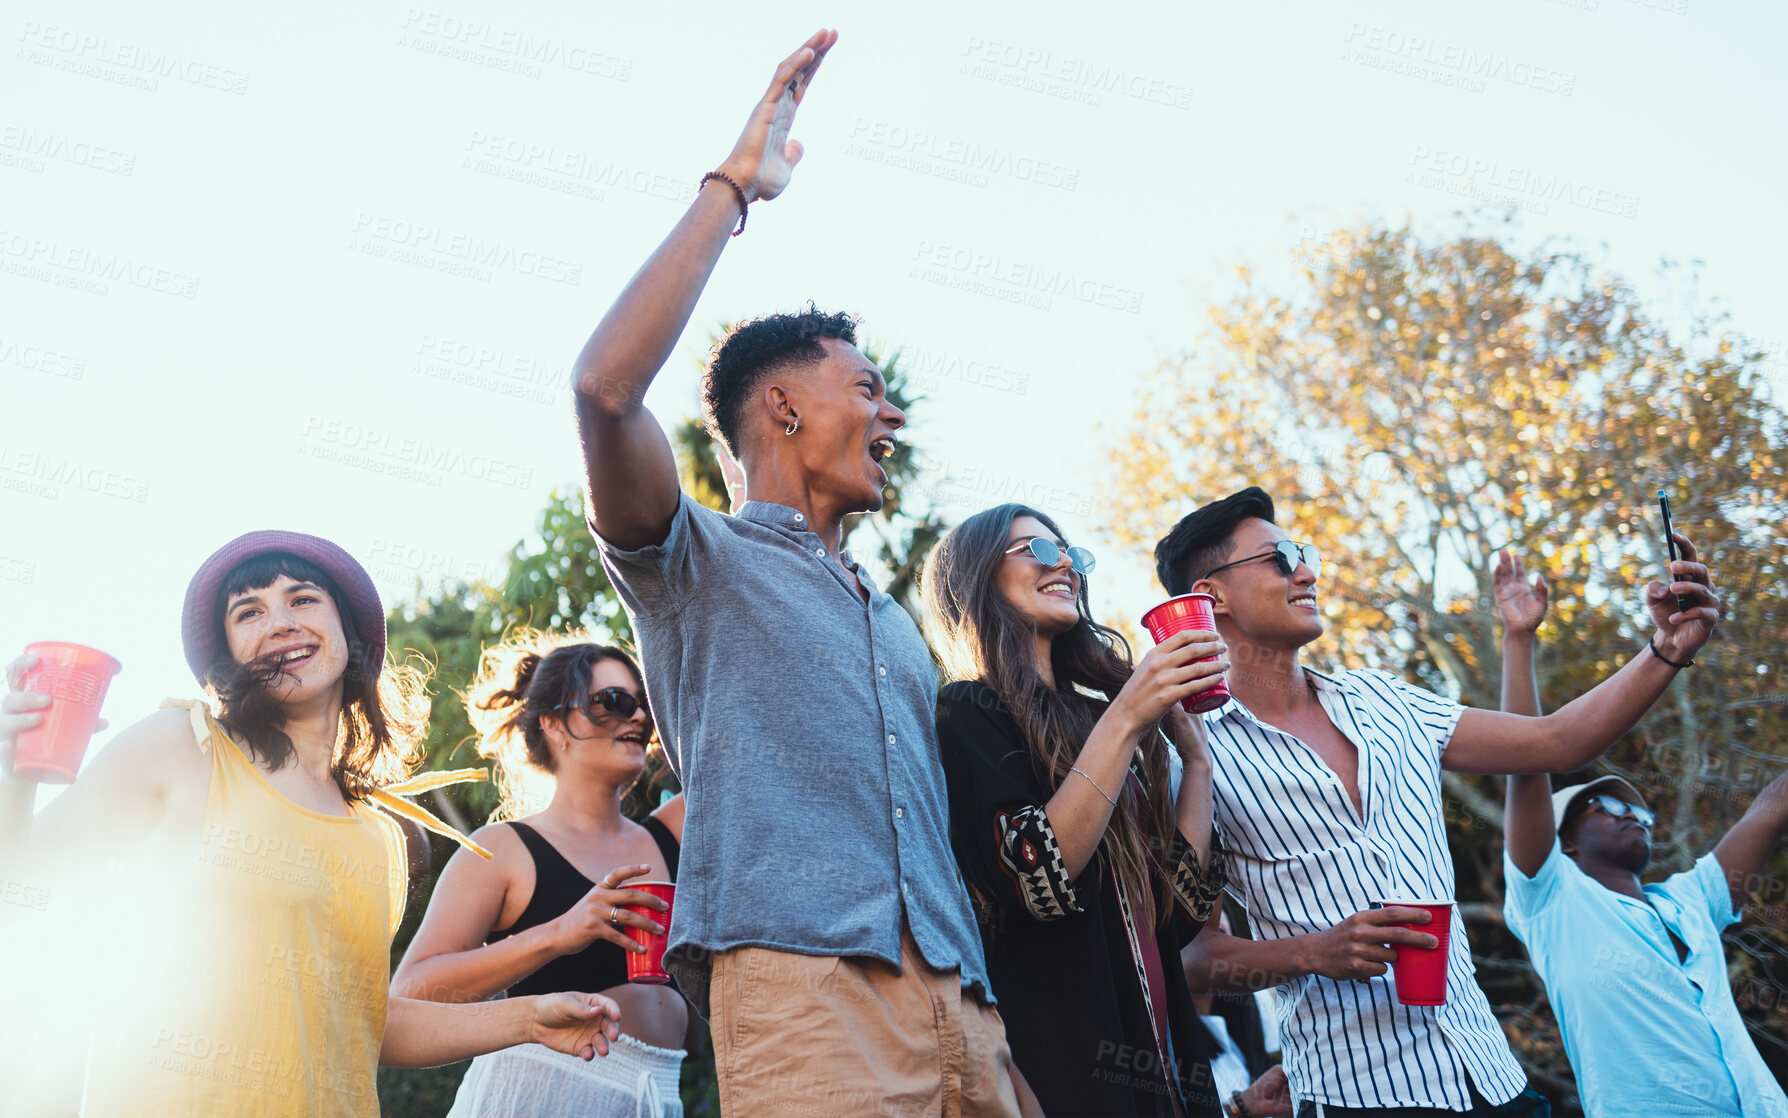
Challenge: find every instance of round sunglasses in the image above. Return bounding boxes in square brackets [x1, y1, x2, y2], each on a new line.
[557, 687, 651, 723]
[1004, 536, 1097, 576]
[1201, 540, 1321, 582]
[1580, 793, 1655, 829]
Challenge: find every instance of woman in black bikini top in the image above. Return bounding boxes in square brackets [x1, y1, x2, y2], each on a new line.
[494, 812, 680, 996]
[393, 631, 689, 1117]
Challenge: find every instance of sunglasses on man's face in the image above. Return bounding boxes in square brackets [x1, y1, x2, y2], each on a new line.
[558, 687, 651, 723]
[1004, 537, 1097, 576]
[1583, 794, 1654, 829]
[1201, 540, 1322, 582]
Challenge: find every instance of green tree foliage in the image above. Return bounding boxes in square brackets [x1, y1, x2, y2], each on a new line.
[1105, 215, 1788, 1108]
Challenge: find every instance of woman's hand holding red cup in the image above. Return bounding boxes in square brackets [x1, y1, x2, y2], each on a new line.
[1111, 629, 1229, 738]
[2, 646, 121, 784]
[2, 652, 113, 783]
[549, 863, 668, 957]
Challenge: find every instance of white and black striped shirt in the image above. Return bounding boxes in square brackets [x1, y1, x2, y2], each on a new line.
[1203, 667, 1528, 1111]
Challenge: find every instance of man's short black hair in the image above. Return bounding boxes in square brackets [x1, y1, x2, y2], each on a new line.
[1154, 487, 1277, 596]
[702, 304, 859, 458]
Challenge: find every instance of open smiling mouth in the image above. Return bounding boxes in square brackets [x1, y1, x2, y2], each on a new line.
[869, 437, 896, 479]
[264, 646, 318, 674]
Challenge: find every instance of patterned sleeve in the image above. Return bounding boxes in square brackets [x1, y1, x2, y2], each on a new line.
[936, 681, 1084, 924]
[992, 804, 1081, 921]
[1166, 825, 1228, 925]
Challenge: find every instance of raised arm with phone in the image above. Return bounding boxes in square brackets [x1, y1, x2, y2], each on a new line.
[1436, 523, 1717, 775]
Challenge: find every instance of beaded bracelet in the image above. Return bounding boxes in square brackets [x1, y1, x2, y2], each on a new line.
[699, 171, 750, 236]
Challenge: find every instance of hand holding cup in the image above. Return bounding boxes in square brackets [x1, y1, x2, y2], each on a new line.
[551, 864, 668, 957]
[3, 647, 119, 784]
[1140, 593, 1234, 714]
[1301, 906, 1440, 983]
[1114, 629, 1228, 735]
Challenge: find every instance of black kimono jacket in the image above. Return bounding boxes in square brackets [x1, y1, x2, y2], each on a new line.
[936, 680, 1230, 1117]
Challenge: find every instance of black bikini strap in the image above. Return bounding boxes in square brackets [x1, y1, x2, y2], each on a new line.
[505, 821, 595, 887]
[641, 815, 681, 880]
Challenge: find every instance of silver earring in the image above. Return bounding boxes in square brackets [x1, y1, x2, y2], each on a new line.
[785, 418, 800, 436]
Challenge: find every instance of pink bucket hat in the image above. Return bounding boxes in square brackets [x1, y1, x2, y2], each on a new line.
[181, 530, 385, 684]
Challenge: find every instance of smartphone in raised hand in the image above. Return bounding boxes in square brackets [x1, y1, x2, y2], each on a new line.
[1657, 489, 1692, 616]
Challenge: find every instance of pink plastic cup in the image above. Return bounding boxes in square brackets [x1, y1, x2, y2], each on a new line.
[1140, 593, 1231, 713]
[622, 882, 676, 985]
[12, 642, 122, 784]
[1378, 898, 1453, 1006]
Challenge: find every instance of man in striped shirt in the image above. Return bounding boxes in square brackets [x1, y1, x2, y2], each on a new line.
[1162, 488, 1720, 1117]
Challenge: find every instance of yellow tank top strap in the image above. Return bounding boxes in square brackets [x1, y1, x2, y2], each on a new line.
[161, 696, 221, 754]
[158, 698, 494, 860]
[367, 770, 495, 861]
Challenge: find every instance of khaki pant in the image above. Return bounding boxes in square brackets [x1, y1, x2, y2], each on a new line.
[709, 926, 1020, 1118]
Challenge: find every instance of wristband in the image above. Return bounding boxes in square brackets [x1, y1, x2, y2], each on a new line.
[1648, 638, 1694, 669]
[1227, 1091, 1252, 1118]
[699, 171, 749, 236]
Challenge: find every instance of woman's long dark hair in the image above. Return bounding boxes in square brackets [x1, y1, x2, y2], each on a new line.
[464, 629, 658, 822]
[922, 503, 1178, 930]
[204, 553, 428, 801]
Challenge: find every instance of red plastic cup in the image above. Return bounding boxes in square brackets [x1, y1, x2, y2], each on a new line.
[1378, 898, 1453, 1006]
[622, 881, 676, 985]
[1140, 594, 1231, 713]
[12, 642, 122, 784]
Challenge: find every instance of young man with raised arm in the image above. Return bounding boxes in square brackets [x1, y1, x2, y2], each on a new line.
[1160, 487, 1721, 1118]
[1496, 548, 1788, 1118]
[570, 30, 1027, 1118]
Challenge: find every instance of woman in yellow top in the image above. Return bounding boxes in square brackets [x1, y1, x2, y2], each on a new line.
[0, 530, 623, 1117]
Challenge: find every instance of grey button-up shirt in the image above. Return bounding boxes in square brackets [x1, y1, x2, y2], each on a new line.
[593, 493, 993, 1017]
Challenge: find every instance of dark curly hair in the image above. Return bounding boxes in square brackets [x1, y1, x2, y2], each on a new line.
[702, 304, 859, 458]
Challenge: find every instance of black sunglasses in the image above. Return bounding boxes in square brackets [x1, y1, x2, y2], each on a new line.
[1582, 794, 1654, 829]
[1201, 540, 1321, 582]
[1004, 537, 1096, 576]
[558, 687, 651, 723]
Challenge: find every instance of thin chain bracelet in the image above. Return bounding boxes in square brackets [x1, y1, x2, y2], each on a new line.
[1069, 765, 1118, 807]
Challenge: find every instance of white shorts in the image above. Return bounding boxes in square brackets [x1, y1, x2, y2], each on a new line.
[446, 1033, 685, 1118]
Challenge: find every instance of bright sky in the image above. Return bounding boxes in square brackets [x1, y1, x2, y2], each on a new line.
[6, 0, 1785, 784]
